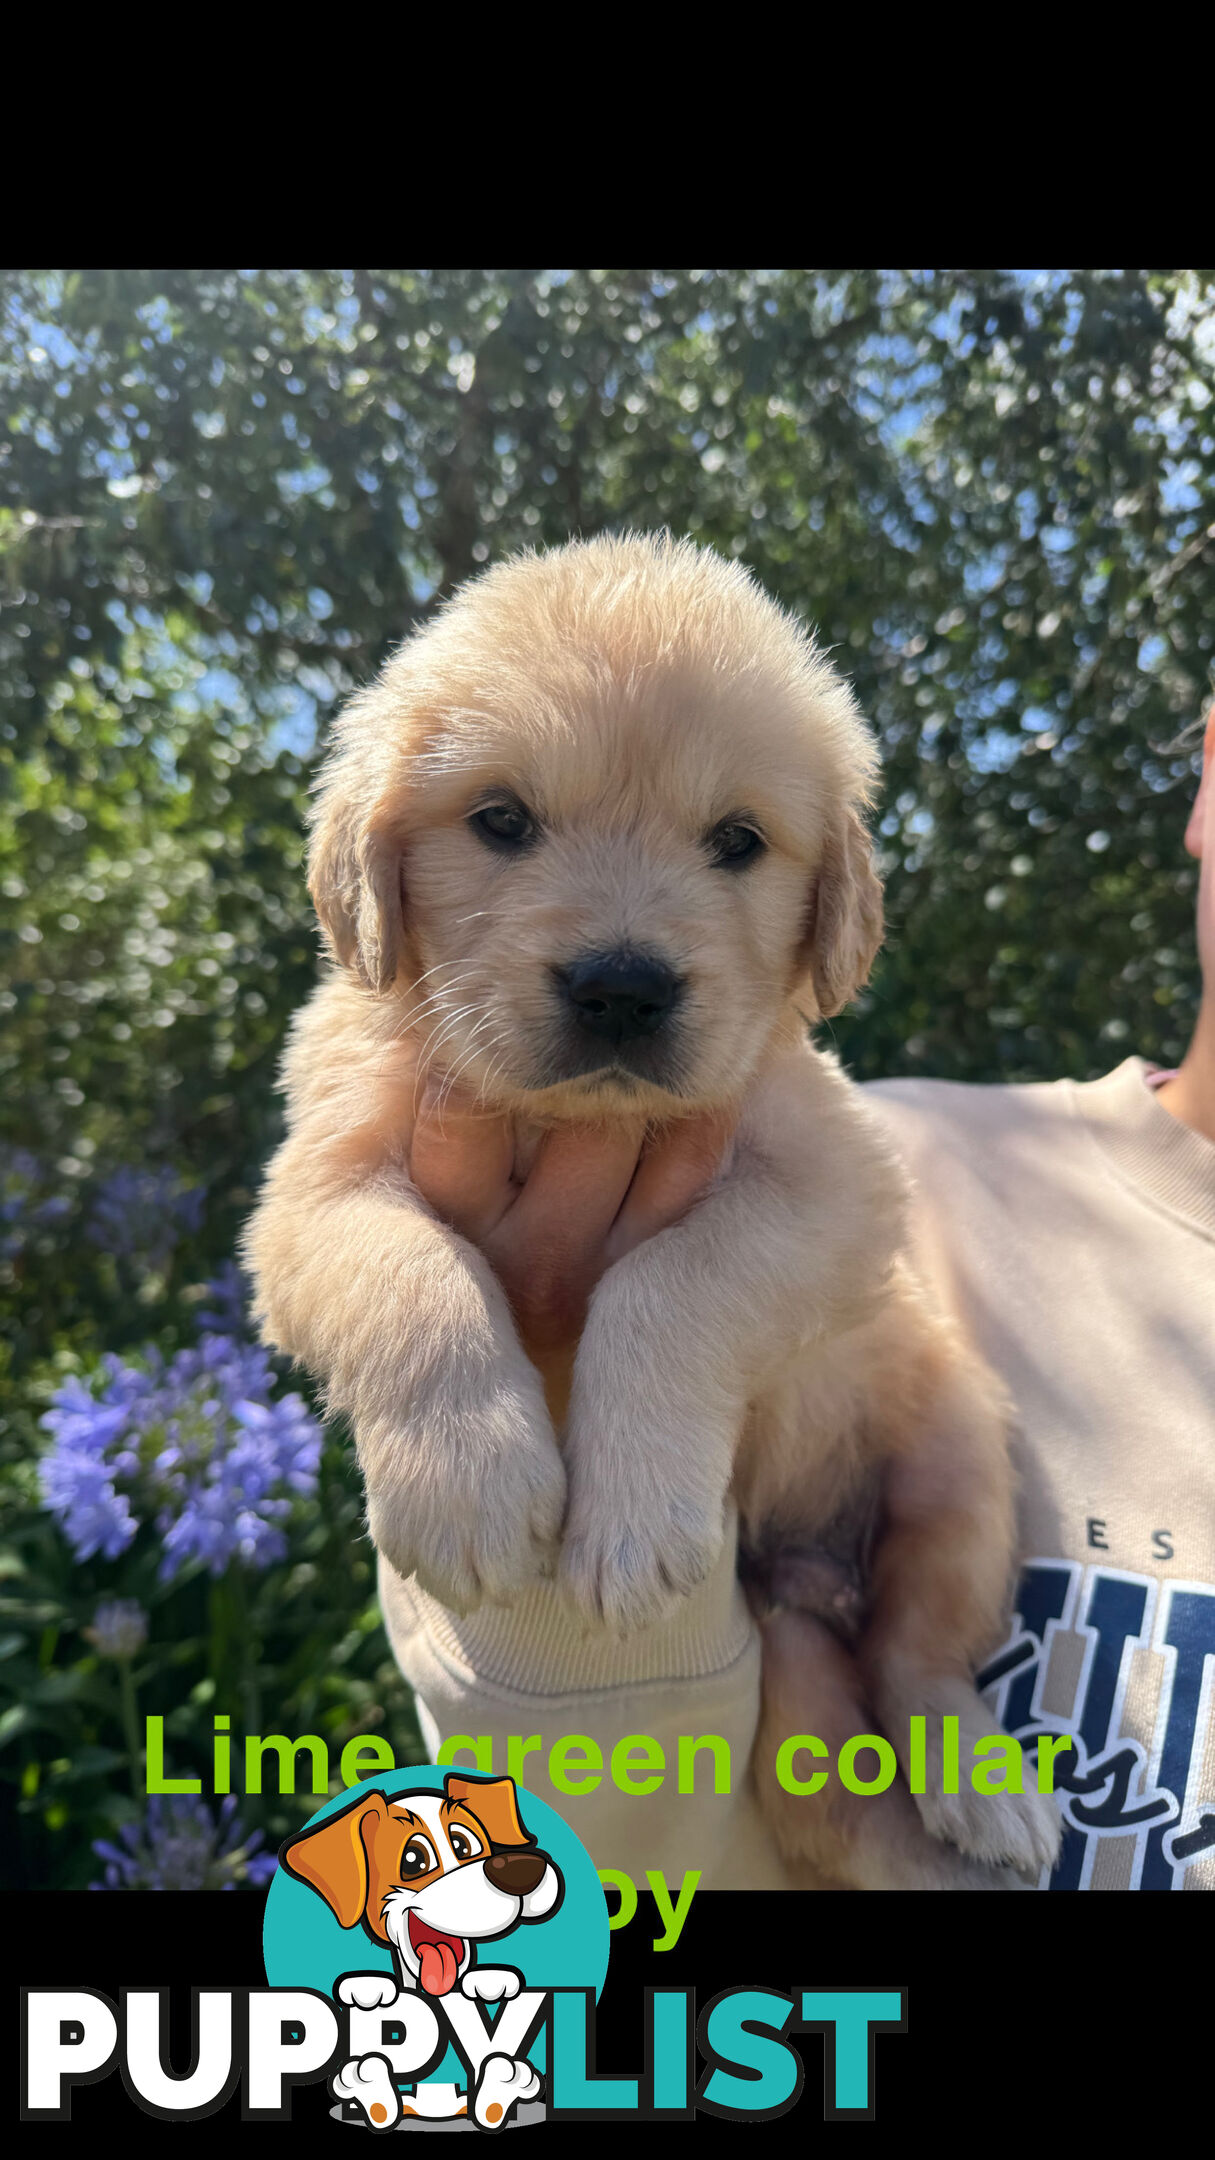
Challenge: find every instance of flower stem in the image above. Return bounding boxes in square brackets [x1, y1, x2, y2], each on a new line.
[118, 1657, 143, 1799]
[230, 1566, 261, 1734]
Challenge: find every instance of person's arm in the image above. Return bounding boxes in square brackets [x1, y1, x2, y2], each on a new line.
[1158, 704, 1215, 1144]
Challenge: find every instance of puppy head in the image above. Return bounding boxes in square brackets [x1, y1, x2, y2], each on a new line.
[309, 532, 882, 1117]
[282, 1775, 561, 1997]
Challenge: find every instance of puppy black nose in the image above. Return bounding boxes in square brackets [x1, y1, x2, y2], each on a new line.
[557, 952, 681, 1044]
[485, 1849, 547, 1896]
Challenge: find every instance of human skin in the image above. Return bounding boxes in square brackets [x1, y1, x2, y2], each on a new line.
[408, 1084, 735, 1418]
[1157, 706, 1215, 1146]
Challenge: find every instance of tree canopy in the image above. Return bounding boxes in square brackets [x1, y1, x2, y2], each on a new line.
[4, 263, 1212, 1391]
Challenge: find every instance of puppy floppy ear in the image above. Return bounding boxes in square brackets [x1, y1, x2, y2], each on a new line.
[444, 1774, 535, 1851]
[281, 1790, 391, 1927]
[799, 805, 884, 1019]
[308, 774, 405, 995]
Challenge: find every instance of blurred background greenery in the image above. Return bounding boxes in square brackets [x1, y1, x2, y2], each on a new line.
[2, 268, 1211, 1891]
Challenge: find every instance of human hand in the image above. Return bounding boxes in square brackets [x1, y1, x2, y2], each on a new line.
[408, 1083, 735, 1359]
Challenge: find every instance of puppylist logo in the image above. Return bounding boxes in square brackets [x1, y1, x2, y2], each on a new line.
[21, 1768, 907, 2128]
[275, 1770, 575, 2129]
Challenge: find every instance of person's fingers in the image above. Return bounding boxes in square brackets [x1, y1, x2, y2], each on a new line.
[501, 1120, 645, 1262]
[606, 1106, 738, 1263]
[408, 1079, 517, 1244]
[410, 1082, 734, 1358]
[478, 1122, 646, 1356]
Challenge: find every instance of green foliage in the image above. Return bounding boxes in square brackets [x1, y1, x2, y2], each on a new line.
[1, 1425, 416, 1889]
[0, 269, 1210, 1888]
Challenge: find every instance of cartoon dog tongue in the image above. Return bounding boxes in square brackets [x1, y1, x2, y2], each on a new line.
[417, 1936, 461, 1996]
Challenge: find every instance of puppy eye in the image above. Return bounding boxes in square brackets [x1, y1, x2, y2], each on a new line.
[470, 800, 537, 851]
[400, 1836, 437, 1877]
[448, 1826, 484, 1861]
[707, 820, 765, 869]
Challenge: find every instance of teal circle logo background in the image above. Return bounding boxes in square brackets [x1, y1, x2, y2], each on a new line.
[263, 1766, 610, 2085]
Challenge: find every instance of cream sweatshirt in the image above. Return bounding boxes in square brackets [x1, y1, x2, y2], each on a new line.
[868, 1058, 1215, 1891]
[379, 1057, 1215, 1892]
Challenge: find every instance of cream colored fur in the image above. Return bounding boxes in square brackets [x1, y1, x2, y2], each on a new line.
[244, 532, 1060, 1890]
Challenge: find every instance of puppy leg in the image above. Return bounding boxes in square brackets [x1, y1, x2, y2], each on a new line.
[857, 1339, 1062, 1877]
[755, 1611, 1022, 1890]
[561, 1054, 906, 1632]
[245, 1126, 564, 1611]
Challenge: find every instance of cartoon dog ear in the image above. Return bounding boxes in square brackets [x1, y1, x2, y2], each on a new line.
[445, 1775, 534, 1851]
[798, 805, 884, 1020]
[307, 722, 406, 995]
[282, 1791, 391, 1927]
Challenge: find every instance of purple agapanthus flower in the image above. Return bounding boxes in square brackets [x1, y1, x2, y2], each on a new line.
[91, 1793, 278, 1890]
[83, 1597, 149, 1659]
[86, 1165, 207, 1268]
[196, 1259, 250, 1338]
[40, 1329, 322, 1578]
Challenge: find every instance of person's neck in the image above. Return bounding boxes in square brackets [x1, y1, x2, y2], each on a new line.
[1157, 1000, 1215, 1147]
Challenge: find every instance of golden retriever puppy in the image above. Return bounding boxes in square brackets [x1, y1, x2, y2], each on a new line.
[244, 532, 1061, 1890]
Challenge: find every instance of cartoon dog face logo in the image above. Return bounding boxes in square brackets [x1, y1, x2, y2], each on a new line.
[282, 1774, 563, 1998]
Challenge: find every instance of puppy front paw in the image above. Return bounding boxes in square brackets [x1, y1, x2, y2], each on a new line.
[337, 1972, 399, 2012]
[366, 1360, 565, 1611]
[562, 1302, 740, 1632]
[560, 1491, 725, 1633]
[462, 1967, 521, 2003]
